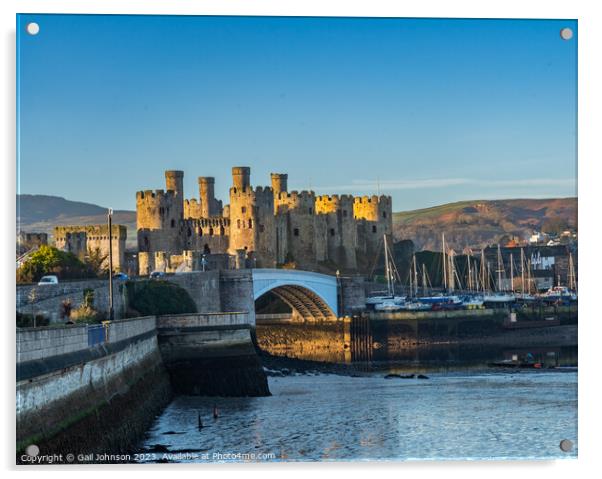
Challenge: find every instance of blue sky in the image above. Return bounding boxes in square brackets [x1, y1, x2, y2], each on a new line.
[17, 15, 577, 211]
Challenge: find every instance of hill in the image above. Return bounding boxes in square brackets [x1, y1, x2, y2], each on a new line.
[17, 195, 578, 253]
[392, 198, 577, 251]
[17, 195, 137, 245]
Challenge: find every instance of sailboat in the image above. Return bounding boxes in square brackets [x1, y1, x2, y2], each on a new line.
[514, 247, 536, 302]
[482, 245, 515, 304]
[414, 234, 463, 309]
[399, 255, 432, 311]
[366, 235, 407, 311]
[541, 251, 577, 302]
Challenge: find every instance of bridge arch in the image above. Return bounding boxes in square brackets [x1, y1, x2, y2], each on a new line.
[252, 269, 339, 322]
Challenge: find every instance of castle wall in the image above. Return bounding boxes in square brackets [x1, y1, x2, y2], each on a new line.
[54, 225, 127, 272]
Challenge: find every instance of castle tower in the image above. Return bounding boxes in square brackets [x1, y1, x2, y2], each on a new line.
[165, 170, 184, 221]
[228, 167, 276, 267]
[354, 195, 393, 260]
[232, 166, 251, 191]
[315, 195, 357, 270]
[165, 170, 184, 196]
[271, 173, 288, 195]
[198, 176, 220, 217]
[274, 190, 321, 269]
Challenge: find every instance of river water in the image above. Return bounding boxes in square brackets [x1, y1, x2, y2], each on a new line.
[136, 321, 577, 462]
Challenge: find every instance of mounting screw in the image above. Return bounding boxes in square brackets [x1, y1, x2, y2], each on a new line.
[26, 22, 40, 36]
[560, 28, 573, 41]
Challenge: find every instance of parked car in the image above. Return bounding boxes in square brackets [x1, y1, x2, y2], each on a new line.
[149, 271, 166, 279]
[113, 272, 129, 280]
[38, 275, 59, 285]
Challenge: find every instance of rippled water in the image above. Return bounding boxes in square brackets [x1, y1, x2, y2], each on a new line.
[137, 370, 577, 462]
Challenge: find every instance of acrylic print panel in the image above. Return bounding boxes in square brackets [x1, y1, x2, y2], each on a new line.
[16, 14, 577, 464]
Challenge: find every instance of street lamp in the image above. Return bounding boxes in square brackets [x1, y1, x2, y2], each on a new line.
[107, 208, 114, 321]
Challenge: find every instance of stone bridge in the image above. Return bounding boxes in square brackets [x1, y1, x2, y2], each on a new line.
[17, 269, 366, 325]
[252, 269, 339, 321]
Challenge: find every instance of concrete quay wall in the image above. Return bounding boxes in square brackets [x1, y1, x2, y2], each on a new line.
[16, 316, 170, 458]
[157, 312, 269, 396]
[16, 312, 269, 459]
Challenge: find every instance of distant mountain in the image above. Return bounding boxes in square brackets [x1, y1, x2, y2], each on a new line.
[17, 195, 137, 245]
[392, 198, 577, 251]
[17, 194, 578, 254]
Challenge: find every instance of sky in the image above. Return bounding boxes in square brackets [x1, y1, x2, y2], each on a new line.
[17, 15, 577, 212]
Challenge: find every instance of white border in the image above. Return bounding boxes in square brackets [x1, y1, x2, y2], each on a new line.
[3, 1, 601, 478]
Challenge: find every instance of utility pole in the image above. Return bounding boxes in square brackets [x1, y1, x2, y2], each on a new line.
[108, 208, 114, 321]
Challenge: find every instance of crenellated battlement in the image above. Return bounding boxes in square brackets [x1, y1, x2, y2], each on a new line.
[274, 190, 315, 215]
[316, 194, 354, 203]
[230, 185, 274, 197]
[277, 190, 315, 200]
[136, 189, 178, 201]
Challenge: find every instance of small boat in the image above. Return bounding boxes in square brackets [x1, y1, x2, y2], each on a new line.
[400, 301, 432, 311]
[374, 298, 405, 312]
[540, 286, 577, 302]
[483, 292, 516, 303]
[417, 295, 463, 305]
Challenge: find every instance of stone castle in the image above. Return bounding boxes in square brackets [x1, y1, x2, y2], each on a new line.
[136, 168, 392, 275]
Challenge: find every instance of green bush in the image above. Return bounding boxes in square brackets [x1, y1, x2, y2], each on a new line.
[17, 245, 91, 283]
[126, 280, 197, 317]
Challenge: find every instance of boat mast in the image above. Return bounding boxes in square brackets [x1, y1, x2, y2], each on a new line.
[442, 233, 447, 292]
[510, 252, 514, 292]
[449, 250, 455, 292]
[467, 253, 472, 292]
[520, 248, 525, 296]
[422, 264, 427, 297]
[496, 244, 503, 292]
[413, 253, 418, 297]
[480, 249, 487, 292]
[383, 235, 392, 297]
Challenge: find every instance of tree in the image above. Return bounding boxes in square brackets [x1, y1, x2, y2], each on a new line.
[16, 245, 90, 283]
[85, 247, 108, 277]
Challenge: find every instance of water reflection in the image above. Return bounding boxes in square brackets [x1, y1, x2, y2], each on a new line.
[256, 317, 578, 371]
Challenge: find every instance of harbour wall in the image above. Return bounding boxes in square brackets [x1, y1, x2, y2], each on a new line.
[16, 312, 269, 460]
[16, 316, 170, 458]
[157, 312, 269, 396]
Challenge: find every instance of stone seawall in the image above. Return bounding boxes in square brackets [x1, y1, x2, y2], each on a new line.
[157, 312, 269, 396]
[16, 317, 171, 460]
[16, 311, 269, 460]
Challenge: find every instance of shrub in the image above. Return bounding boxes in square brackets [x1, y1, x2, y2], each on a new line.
[70, 304, 103, 324]
[126, 280, 197, 317]
[17, 245, 90, 283]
